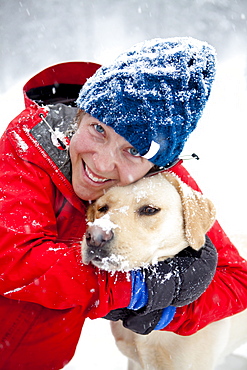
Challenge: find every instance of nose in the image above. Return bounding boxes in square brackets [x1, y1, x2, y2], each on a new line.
[92, 150, 117, 174]
[85, 225, 114, 249]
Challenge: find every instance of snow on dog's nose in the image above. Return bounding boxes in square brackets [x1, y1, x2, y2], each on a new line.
[82, 213, 120, 266]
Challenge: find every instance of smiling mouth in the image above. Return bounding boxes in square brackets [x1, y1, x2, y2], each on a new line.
[84, 164, 110, 184]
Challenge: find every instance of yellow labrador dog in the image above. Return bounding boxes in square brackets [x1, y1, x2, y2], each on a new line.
[81, 172, 247, 370]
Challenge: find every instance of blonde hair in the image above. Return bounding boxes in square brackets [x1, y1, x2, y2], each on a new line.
[75, 108, 87, 126]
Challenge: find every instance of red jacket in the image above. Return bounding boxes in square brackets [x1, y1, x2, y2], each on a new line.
[0, 62, 247, 369]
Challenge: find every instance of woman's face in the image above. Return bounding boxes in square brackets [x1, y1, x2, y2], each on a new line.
[69, 113, 153, 201]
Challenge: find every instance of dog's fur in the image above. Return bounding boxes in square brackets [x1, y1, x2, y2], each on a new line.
[81, 172, 247, 370]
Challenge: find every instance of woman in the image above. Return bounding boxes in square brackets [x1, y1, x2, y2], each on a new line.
[0, 37, 246, 370]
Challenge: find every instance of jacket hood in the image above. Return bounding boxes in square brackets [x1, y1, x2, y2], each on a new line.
[23, 61, 101, 108]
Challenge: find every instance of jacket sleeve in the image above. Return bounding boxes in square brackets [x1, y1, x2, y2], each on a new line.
[0, 124, 131, 317]
[162, 163, 247, 335]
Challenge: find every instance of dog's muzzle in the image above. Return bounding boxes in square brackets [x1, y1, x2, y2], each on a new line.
[84, 225, 114, 263]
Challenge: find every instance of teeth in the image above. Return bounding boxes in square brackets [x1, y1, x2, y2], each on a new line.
[85, 165, 108, 183]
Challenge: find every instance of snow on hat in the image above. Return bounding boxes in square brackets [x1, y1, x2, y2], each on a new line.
[76, 37, 216, 168]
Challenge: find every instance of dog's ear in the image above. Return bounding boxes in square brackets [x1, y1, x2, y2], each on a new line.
[163, 172, 216, 250]
[86, 203, 96, 222]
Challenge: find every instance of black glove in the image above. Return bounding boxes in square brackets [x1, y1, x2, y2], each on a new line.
[143, 235, 217, 310]
[105, 306, 176, 335]
[105, 236, 217, 335]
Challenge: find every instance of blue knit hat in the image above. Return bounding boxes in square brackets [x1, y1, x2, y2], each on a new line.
[76, 37, 216, 168]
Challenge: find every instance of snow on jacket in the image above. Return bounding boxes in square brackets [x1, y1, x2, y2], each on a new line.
[0, 62, 247, 369]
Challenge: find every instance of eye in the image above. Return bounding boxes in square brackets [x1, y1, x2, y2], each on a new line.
[127, 147, 140, 157]
[93, 124, 105, 134]
[138, 205, 161, 216]
[97, 204, 109, 213]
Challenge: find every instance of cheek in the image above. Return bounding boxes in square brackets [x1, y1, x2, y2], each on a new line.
[133, 161, 153, 180]
[119, 163, 153, 186]
[69, 133, 80, 156]
[70, 130, 90, 157]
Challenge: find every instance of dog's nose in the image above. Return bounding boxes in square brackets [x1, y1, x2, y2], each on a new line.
[85, 225, 113, 249]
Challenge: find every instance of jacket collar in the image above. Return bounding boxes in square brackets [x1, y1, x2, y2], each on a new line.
[30, 104, 76, 183]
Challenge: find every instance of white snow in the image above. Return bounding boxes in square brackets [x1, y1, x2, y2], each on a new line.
[114, 205, 129, 215]
[88, 213, 120, 234]
[3, 285, 27, 296]
[132, 188, 148, 202]
[12, 131, 29, 152]
[1, 55, 247, 370]
[100, 253, 130, 271]
[51, 128, 68, 149]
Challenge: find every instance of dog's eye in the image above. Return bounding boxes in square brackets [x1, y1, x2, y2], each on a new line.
[138, 205, 161, 216]
[97, 204, 109, 213]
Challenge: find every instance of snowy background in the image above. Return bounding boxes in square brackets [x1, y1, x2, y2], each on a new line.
[1, 0, 247, 368]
